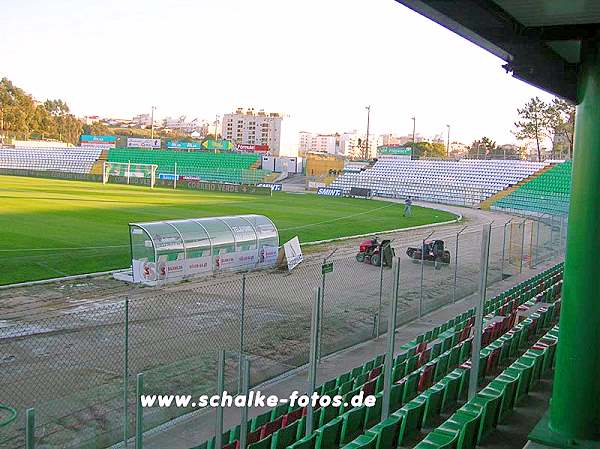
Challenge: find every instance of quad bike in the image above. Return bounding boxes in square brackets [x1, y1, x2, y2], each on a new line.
[406, 239, 451, 269]
[356, 238, 395, 267]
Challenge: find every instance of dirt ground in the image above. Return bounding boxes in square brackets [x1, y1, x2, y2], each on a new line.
[0, 201, 562, 449]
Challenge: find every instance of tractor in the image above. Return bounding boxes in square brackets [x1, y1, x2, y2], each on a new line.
[406, 239, 451, 268]
[356, 238, 395, 267]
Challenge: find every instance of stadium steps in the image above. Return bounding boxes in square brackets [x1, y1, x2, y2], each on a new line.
[89, 149, 109, 175]
[262, 172, 281, 182]
[190, 264, 563, 449]
[479, 163, 556, 210]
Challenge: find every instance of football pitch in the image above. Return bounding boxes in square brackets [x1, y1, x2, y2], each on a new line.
[0, 175, 457, 285]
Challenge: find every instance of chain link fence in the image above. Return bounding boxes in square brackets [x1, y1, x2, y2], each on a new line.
[0, 215, 566, 448]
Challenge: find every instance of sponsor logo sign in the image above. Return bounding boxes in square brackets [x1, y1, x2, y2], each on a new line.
[215, 250, 257, 270]
[283, 236, 303, 271]
[202, 138, 234, 151]
[377, 145, 412, 157]
[180, 180, 271, 195]
[167, 140, 202, 150]
[258, 245, 279, 266]
[317, 187, 343, 197]
[127, 137, 161, 149]
[186, 256, 212, 275]
[256, 182, 282, 192]
[237, 143, 269, 153]
[80, 134, 117, 148]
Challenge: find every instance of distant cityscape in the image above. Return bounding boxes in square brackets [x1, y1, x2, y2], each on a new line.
[79, 107, 492, 159]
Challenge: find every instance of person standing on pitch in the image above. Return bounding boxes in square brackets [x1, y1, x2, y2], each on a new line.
[403, 197, 413, 217]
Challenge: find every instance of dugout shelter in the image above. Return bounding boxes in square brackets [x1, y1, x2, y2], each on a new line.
[129, 214, 279, 285]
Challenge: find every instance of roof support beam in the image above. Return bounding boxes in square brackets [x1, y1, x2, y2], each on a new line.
[395, 0, 579, 100]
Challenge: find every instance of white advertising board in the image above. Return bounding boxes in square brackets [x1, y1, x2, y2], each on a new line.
[215, 249, 258, 270]
[283, 236, 303, 271]
[257, 245, 279, 267]
[127, 137, 161, 149]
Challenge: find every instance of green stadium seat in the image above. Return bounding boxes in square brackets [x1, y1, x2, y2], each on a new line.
[395, 397, 426, 445]
[365, 414, 401, 449]
[340, 406, 366, 444]
[342, 432, 378, 449]
[315, 416, 343, 449]
[288, 433, 317, 449]
[272, 419, 300, 449]
[364, 393, 382, 429]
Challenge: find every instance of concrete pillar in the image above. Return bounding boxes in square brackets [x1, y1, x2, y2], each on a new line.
[550, 39, 600, 441]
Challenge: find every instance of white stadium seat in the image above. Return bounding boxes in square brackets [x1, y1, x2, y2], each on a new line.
[0, 147, 102, 174]
[331, 157, 549, 206]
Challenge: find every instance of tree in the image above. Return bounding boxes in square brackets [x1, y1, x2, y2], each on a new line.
[548, 98, 575, 159]
[467, 136, 496, 159]
[82, 121, 111, 136]
[405, 141, 447, 159]
[513, 96, 553, 162]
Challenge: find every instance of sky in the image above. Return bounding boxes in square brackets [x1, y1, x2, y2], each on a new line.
[0, 0, 557, 147]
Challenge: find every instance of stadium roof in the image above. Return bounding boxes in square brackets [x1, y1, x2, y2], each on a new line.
[395, 0, 600, 102]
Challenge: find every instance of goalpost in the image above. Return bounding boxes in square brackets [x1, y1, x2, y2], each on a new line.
[103, 161, 158, 188]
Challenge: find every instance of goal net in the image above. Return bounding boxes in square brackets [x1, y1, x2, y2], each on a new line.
[103, 161, 158, 188]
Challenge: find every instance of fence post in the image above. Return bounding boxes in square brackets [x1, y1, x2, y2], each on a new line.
[239, 357, 250, 449]
[25, 408, 35, 449]
[549, 215, 556, 259]
[377, 249, 385, 338]
[501, 219, 512, 280]
[319, 249, 336, 357]
[135, 373, 144, 449]
[306, 287, 322, 437]
[319, 258, 326, 359]
[519, 220, 526, 274]
[452, 228, 463, 303]
[533, 219, 541, 268]
[382, 257, 400, 419]
[215, 350, 225, 449]
[238, 274, 246, 393]
[123, 297, 130, 448]
[468, 224, 491, 400]
[419, 231, 434, 318]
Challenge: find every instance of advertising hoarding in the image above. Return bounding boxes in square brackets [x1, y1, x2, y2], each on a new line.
[127, 137, 161, 149]
[167, 140, 202, 150]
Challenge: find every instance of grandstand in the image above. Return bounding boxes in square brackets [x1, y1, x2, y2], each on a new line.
[0, 146, 102, 174]
[491, 161, 572, 216]
[108, 148, 270, 184]
[330, 158, 549, 206]
[0, 146, 273, 185]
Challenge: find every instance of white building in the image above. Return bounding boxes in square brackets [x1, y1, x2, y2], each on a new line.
[298, 132, 337, 154]
[222, 108, 283, 155]
[298, 130, 380, 159]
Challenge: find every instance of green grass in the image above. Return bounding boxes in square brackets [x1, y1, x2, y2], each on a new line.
[0, 175, 457, 285]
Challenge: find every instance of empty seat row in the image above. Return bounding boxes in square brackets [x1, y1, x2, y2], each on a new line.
[330, 158, 549, 206]
[415, 323, 559, 449]
[492, 161, 571, 216]
[0, 147, 102, 174]
[190, 263, 563, 449]
[107, 148, 269, 184]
